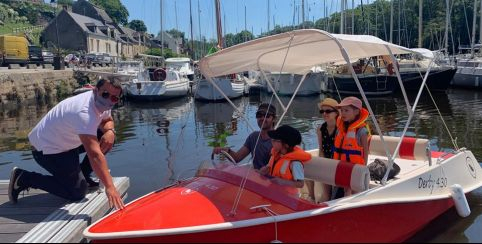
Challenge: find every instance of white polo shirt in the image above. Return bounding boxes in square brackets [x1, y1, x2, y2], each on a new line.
[28, 91, 111, 155]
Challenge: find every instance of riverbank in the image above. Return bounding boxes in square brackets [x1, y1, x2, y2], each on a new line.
[0, 67, 114, 105]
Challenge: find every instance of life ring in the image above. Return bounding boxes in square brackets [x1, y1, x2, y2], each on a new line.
[153, 68, 167, 81]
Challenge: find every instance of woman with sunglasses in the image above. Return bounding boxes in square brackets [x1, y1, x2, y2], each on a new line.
[8, 77, 125, 210]
[306, 98, 340, 203]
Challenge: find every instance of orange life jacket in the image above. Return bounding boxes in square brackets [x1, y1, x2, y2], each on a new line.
[333, 108, 370, 165]
[268, 146, 312, 181]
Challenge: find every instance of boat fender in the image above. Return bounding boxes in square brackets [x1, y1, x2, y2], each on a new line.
[450, 184, 471, 217]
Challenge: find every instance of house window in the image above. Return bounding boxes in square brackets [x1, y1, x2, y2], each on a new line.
[96, 40, 100, 52]
[90, 39, 94, 52]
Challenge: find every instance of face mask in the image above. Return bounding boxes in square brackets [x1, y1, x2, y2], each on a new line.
[94, 91, 116, 112]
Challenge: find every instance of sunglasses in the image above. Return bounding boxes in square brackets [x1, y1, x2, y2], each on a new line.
[256, 111, 274, 118]
[319, 109, 337, 114]
[101, 90, 120, 103]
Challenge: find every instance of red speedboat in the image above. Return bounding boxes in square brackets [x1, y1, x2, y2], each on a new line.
[84, 29, 482, 242]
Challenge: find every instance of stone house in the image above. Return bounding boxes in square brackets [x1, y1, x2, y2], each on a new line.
[40, 10, 120, 60]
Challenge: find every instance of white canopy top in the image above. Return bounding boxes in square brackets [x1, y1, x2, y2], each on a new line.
[409, 48, 435, 59]
[199, 29, 413, 77]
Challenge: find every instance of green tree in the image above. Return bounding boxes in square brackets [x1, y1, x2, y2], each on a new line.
[90, 0, 129, 25]
[57, 0, 73, 6]
[128, 19, 147, 32]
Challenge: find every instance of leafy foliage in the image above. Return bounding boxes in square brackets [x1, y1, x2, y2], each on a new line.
[128, 19, 147, 32]
[89, 0, 129, 25]
[144, 47, 187, 59]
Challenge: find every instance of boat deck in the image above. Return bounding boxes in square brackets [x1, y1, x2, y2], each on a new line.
[0, 177, 129, 243]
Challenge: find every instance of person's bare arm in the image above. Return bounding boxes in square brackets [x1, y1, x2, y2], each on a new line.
[98, 117, 115, 154]
[361, 133, 369, 164]
[79, 134, 124, 210]
[316, 125, 326, 157]
[213, 146, 250, 163]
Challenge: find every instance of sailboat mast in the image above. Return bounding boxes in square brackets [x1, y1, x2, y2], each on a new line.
[160, 0, 163, 57]
[445, 0, 450, 52]
[390, 0, 393, 43]
[352, 0, 354, 34]
[302, 0, 305, 29]
[267, 0, 270, 32]
[480, 0, 482, 44]
[198, 0, 202, 57]
[189, 0, 194, 59]
[471, 0, 478, 57]
[340, 0, 344, 34]
[215, 0, 223, 49]
[418, 0, 423, 48]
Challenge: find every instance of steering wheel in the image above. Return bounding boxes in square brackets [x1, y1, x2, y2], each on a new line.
[211, 150, 237, 165]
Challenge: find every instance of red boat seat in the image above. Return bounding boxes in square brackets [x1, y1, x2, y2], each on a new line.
[304, 157, 370, 193]
[368, 135, 430, 161]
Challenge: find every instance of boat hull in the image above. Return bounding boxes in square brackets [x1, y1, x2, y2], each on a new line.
[267, 72, 323, 96]
[194, 78, 245, 101]
[323, 74, 398, 96]
[126, 80, 189, 101]
[400, 68, 456, 91]
[452, 70, 482, 88]
[92, 198, 453, 243]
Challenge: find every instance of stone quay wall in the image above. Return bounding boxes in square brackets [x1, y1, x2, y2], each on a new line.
[0, 68, 110, 105]
[0, 69, 78, 105]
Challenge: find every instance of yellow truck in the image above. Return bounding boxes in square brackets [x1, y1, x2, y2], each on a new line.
[0, 35, 28, 66]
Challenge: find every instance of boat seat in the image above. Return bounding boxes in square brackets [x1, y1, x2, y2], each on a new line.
[369, 135, 430, 161]
[304, 156, 370, 193]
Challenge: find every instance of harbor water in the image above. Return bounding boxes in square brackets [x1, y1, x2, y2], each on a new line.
[0, 89, 481, 242]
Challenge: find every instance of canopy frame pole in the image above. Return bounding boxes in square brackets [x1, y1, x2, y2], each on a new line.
[384, 56, 436, 184]
[260, 70, 287, 112]
[332, 37, 394, 182]
[386, 45, 413, 116]
[204, 76, 256, 131]
[276, 73, 308, 128]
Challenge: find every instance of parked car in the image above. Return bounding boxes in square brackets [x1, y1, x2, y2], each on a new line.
[42, 51, 54, 64]
[28, 45, 43, 64]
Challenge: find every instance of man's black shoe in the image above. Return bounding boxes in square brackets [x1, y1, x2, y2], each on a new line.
[8, 167, 28, 204]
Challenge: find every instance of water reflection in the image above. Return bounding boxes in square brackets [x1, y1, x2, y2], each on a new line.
[0, 90, 481, 242]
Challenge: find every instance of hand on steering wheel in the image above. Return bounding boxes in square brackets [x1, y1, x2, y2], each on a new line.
[211, 149, 237, 165]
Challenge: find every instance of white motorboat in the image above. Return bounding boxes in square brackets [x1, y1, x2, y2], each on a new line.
[121, 61, 190, 101]
[84, 29, 482, 243]
[193, 75, 246, 101]
[266, 67, 325, 96]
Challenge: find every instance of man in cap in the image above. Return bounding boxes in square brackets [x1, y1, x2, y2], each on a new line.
[212, 103, 276, 169]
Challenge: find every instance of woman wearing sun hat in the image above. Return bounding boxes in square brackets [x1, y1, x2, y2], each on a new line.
[307, 98, 340, 202]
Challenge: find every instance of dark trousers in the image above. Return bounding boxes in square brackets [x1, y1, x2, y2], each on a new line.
[21, 130, 104, 201]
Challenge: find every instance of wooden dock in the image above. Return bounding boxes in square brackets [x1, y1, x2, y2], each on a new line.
[0, 177, 129, 243]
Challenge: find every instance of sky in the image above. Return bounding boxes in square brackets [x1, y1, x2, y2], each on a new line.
[121, 0, 373, 41]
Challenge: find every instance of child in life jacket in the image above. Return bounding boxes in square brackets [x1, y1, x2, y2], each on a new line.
[259, 125, 312, 188]
[333, 96, 370, 196]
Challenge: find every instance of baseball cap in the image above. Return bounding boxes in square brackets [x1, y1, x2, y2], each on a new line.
[268, 125, 302, 147]
[337, 96, 363, 109]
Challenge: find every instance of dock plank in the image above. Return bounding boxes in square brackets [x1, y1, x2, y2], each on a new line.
[1, 234, 26, 243]
[0, 177, 129, 243]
